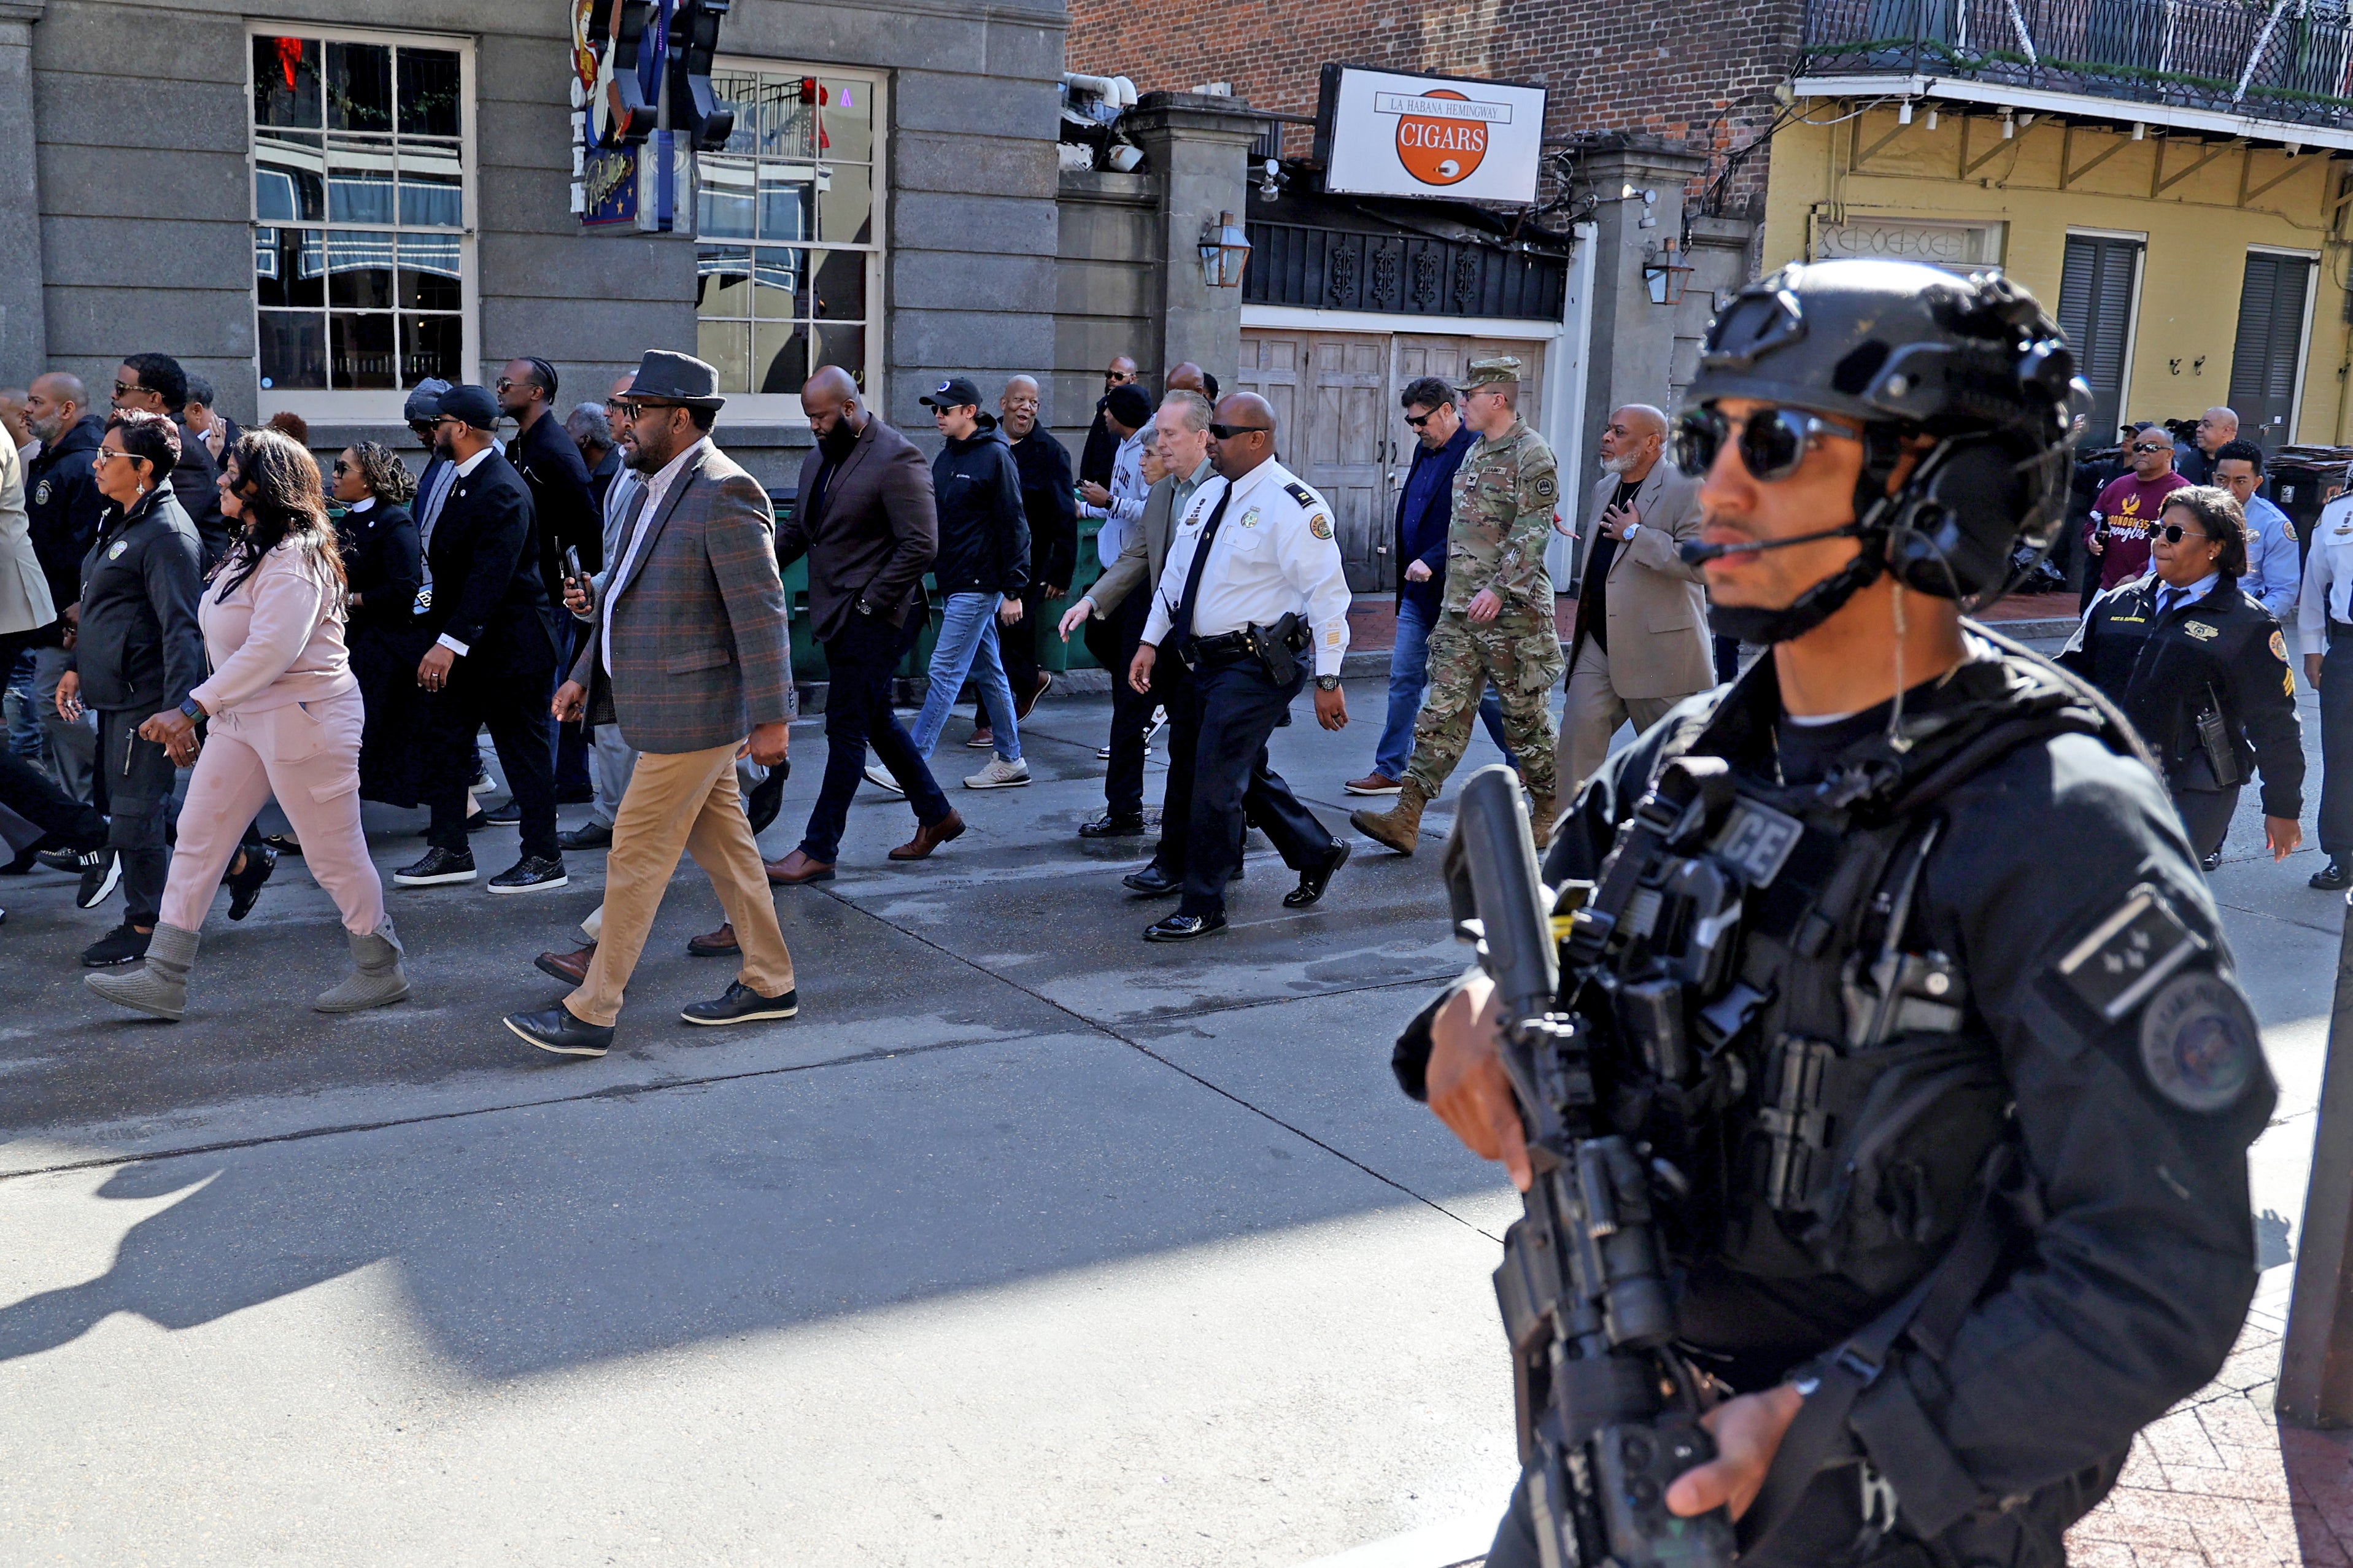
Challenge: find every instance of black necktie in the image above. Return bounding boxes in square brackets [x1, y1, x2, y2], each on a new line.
[1165, 487, 1235, 647]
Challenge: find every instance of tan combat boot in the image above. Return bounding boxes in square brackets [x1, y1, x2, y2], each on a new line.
[1529, 795, 1561, 852]
[1351, 779, 1429, 854]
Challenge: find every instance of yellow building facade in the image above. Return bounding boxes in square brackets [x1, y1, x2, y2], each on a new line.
[1763, 106, 2351, 447]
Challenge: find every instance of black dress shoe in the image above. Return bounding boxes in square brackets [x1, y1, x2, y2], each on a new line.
[484, 800, 524, 825]
[2313, 857, 2350, 890]
[1080, 813, 1148, 839]
[1, 845, 37, 875]
[394, 846, 476, 886]
[75, 848, 122, 910]
[1285, 840, 1350, 908]
[554, 783, 597, 805]
[487, 855, 568, 894]
[2201, 849, 2224, 873]
[746, 760, 789, 834]
[1124, 863, 1181, 897]
[504, 1004, 615, 1058]
[1144, 911, 1226, 942]
[680, 980, 799, 1026]
[557, 820, 614, 851]
[226, 843, 277, 921]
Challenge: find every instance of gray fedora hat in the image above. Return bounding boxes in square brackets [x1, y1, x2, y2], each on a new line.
[624, 349, 727, 411]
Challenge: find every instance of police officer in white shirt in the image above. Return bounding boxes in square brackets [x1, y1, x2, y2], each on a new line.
[1128, 393, 1353, 940]
[2298, 491, 2353, 887]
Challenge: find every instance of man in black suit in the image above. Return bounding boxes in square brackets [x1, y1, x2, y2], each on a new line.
[765, 365, 955, 882]
[393, 384, 568, 894]
[112, 353, 226, 567]
[500, 356, 601, 805]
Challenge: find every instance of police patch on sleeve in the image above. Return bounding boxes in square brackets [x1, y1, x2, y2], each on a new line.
[2272, 629, 2289, 663]
[1308, 512, 1334, 540]
[2138, 970, 2260, 1112]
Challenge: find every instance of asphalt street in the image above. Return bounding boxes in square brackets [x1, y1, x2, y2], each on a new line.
[0, 657, 2339, 1567]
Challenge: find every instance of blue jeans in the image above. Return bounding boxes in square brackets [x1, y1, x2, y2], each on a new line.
[910, 592, 1022, 762]
[1374, 597, 1513, 780]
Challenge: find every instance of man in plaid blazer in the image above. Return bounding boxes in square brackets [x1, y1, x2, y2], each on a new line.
[506, 350, 798, 1059]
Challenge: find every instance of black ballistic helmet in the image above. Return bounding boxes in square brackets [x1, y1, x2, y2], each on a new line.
[1685, 258, 2088, 643]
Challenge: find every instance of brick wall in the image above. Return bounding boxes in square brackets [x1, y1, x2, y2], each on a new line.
[1067, 0, 1805, 217]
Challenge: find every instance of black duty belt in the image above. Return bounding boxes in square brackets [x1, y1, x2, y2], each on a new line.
[2330, 618, 2353, 639]
[1183, 630, 1253, 665]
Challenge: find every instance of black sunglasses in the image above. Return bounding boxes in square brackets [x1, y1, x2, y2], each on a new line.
[331, 460, 351, 474]
[1674, 406, 1857, 482]
[2131, 442, 2170, 455]
[2158, 522, 2217, 544]
[1207, 423, 1272, 441]
[1404, 411, 1439, 428]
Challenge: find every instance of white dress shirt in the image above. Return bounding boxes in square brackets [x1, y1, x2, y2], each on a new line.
[432, 445, 498, 657]
[1142, 457, 1353, 678]
[602, 436, 709, 676]
[1085, 428, 1149, 566]
[2299, 493, 2353, 656]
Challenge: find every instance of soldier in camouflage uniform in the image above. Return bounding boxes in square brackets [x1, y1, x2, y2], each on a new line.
[1352, 357, 1564, 853]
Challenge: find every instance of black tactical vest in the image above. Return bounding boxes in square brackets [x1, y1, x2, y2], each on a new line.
[1556, 639, 2149, 1311]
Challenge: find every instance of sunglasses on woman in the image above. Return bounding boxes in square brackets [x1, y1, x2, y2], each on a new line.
[1673, 406, 1858, 482]
[2158, 522, 2217, 544]
[331, 460, 352, 475]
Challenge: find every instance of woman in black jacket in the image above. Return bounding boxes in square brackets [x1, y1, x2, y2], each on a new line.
[331, 441, 429, 810]
[2059, 484, 2305, 870]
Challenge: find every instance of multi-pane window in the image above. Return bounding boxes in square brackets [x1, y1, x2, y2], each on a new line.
[695, 66, 881, 406]
[250, 31, 470, 395]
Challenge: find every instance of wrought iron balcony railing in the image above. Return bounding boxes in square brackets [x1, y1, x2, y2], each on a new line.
[1801, 0, 2353, 129]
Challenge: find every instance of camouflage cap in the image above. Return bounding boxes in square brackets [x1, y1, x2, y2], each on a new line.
[1461, 356, 1522, 389]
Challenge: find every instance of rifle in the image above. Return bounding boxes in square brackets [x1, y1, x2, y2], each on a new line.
[1442, 765, 1735, 1568]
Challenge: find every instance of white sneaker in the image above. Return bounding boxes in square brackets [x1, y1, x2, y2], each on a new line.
[864, 764, 905, 794]
[965, 757, 1031, 789]
[1096, 743, 1114, 759]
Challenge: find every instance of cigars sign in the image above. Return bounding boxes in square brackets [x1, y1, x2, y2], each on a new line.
[1315, 65, 1547, 205]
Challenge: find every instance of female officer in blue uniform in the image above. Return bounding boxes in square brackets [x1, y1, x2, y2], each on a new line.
[2060, 484, 2304, 869]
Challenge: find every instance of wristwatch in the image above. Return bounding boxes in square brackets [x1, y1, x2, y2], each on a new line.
[178, 697, 206, 722]
[1315, 675, 1341, 692]
[854, 598, 876, 617]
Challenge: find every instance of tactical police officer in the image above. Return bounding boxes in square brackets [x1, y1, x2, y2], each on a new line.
[1353, 357, 1565, 855]
[2298, 484, 2353, 889]
[1130, 392, 1354, 940]
[2060, 484, 2303, 871]
[1398, 260, 2273, 1567]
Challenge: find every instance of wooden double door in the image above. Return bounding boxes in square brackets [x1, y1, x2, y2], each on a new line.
[1235, 329, 1545, 592]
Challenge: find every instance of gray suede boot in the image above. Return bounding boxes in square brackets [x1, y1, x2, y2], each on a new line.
[85, 922, 199, 1021]
[315, 920, 412, 1013]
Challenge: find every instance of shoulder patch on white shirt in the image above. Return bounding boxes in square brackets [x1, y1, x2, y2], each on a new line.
[1283, 481, 1316, 509]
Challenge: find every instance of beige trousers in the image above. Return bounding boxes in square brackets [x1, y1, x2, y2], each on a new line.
[1562, 638, 1685, 800]
[567, 739, 794, 1027]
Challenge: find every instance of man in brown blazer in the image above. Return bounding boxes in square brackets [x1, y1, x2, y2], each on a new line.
[766, 365, 958, 882]
[504, 350, 797, 1059]
[1058, 388, 1214, 838]
[1561, 403, 1712, 792]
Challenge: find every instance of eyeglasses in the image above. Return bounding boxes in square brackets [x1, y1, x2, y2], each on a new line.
[1673, 405, 1858, 482]
[2158, 523, 2218, 544]
[111, 380, 142, 399]
[2131, 442, 2170, 455]
[1207, 423, 1272, 441]
[331, 460, 352, 475]
[93, 449, 141, 465]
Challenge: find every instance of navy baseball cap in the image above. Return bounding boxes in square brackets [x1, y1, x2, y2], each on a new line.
[921, 376, 983, 410]
[436, 384, 501, 431]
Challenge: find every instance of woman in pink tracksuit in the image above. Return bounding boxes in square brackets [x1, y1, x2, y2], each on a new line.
[87, 428, 412, 1022]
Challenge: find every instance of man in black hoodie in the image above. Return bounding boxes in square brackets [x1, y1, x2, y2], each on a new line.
[22, 373, 107, 801]
[892, 376, 1032, 790]
[995, 376, 1076, 719]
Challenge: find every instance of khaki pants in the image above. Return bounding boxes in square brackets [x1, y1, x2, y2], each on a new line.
[567, 739, 794, 1028]
[1562, 638, 1683, 800]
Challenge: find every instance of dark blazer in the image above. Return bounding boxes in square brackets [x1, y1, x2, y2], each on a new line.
[69, 487, 205, 713]
[2060, 573, 2305, 818]
[513, 409, 601, 587]
[420, 449, 560, 675]
[571, 441, 793, 754]
[779, 415, 937, 643]
[168, 421, 227, 568]
[1395, 423, 1476, 614]
[1088, 465, 1202, 618]
[587, 445, 624, 520]
[341, 500, 424, 640]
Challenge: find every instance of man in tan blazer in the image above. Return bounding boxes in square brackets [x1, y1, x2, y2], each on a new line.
[1561, 404, 1712, 792]
[1059, 388, 1215, 840]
